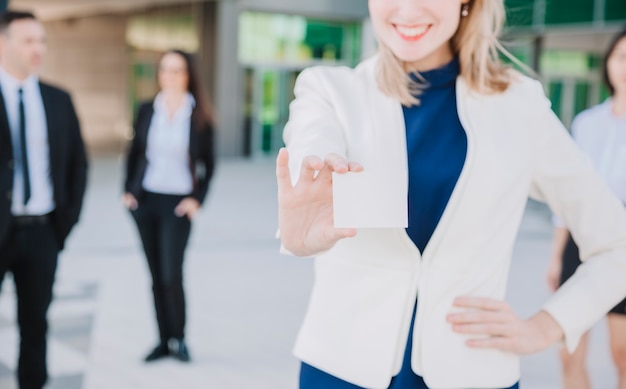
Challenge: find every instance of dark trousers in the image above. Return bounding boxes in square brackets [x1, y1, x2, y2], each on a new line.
[131, 192, 191, 342]
[0, 218, 59, 389]
[561, 233, 626, 314]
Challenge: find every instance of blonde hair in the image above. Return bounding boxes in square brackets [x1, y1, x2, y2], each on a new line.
[377, 0, 513, 106]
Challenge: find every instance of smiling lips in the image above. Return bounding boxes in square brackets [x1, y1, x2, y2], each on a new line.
[394, 24, 431, 41]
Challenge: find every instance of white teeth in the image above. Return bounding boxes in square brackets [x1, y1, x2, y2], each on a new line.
[396, 25, 428, 37]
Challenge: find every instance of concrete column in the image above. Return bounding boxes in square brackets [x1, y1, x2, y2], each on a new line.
[593, 0, 606, 27]
[197, 1, 217, 99]
[531, 35, 543, 74]
[239, 0, 368, 19]
[42, 15, 131, 154]
[214, 0, 243, 157]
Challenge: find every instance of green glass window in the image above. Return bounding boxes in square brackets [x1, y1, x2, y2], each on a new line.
[304, 22, 344, 60]
[544, 0, 594, 25]
[548, 82, 563, 118]
[606, 0, 626, 21]
[506, 0, 625, 27]
[574, 81, 590, 116]
[239, 12, 362, 66]
[541, 51, 593, 76]
[505, 0, 534, 27]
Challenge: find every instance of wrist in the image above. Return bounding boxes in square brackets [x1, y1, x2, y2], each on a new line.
[279, 233, 326, 257]
[530, 310, 564, 349]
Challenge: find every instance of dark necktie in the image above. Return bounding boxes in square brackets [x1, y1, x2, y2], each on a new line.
[18, 88, 31, 205]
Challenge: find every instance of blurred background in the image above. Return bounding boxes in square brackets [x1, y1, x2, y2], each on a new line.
[0, 1, 624, 389]
[5, 0, 625, 158]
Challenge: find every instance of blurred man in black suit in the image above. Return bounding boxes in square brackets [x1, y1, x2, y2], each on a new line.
[0, 10, 88, 389]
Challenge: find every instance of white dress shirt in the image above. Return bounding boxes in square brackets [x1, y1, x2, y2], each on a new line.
[0, 67, 55, 216]
[141, 92, 194, 195]
[572, 99, 626, 202]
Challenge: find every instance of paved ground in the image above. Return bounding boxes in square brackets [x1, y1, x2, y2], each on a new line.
[0, 155, 618, 389]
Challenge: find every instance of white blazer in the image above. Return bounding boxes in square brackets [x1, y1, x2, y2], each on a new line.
[282, 56, 626, 389]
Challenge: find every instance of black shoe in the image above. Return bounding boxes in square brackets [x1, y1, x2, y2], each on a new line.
[169, 338, 191, 362]
[144, 343, 169, 362]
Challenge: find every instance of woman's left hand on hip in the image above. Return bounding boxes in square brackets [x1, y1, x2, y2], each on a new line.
[175, 197, 200, 220]
[446, 296, 563, 355]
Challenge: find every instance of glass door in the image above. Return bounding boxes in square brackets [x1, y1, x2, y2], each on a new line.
[243, 67, 298, 156]
[239, 11, 362, 156]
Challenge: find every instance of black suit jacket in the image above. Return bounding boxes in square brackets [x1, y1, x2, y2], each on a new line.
[0, 82, 88, 250]
[124, 101, 215, 205]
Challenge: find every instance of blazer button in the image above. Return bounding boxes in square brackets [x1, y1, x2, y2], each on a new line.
[6, 191, 11, 201]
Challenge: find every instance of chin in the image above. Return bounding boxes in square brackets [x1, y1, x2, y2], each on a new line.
[387, 45, 431, 63]
[388, 48, 420, 61]
[395, 53, 431, 67]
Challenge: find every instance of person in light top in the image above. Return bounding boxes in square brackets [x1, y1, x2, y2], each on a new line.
[546, 28, 626, 389]
[122, 49, 215, 363]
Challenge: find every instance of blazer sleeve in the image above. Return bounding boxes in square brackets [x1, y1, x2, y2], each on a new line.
[124, 103, 148, 194]
[282, 67, 348, 185]
[191, 122, 216, 205]
[526, 80, 626, 352]
[61, 92, 88, 244]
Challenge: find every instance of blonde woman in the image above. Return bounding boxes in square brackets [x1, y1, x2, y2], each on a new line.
[276, 1, 626, 388]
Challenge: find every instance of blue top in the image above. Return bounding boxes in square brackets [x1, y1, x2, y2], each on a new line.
[299, 59, 517, 389]
[403, 57, 466, 253]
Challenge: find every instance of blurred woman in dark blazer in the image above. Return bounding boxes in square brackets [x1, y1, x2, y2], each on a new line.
[123, 49, 215, 363]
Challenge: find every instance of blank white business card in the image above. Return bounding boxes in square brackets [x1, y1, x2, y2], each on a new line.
[332, 170, 408, 229]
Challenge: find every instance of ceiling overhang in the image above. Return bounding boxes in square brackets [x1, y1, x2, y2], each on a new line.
[11, 0, 211, 21]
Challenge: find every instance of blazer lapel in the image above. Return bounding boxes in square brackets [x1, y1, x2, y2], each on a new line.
[362, 61, 476, 259]
[39, 83, 59, 173]
[361, 57, 408, 173]
[188, 117, 198, 162]
[357, 58, 410, 228]
[0, 88, 12, 158]
[420, 77, 476, 261]
[138, 103, 154, 148]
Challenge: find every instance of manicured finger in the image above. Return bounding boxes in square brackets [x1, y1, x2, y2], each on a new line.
[324, 153, 350, 173]
[465, 336, 513, 350]
[453, 297, 509, 312]
[317, 154, 362, 184]
[316, 161, 337, 184]
[348, 162, 364, 172]
[330, 228, 358, 240]
[447, 310, 510, 325]
[299, 155, 324, 183]
[451, 322, 512, 337]
[276, 148, 294, 193]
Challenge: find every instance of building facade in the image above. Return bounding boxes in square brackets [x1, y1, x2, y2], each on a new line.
[8, 0, 626, 155]
[11, 0, 368, 156]
[505, 0, 626, 127]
